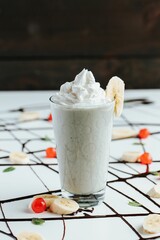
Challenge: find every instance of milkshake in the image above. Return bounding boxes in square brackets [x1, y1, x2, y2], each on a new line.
[50, 69, 123, 207]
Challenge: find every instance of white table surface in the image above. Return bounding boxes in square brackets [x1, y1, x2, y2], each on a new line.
[0, 90, 160, 240]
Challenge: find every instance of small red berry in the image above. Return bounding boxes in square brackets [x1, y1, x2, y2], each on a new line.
[31, 198, 46, 213]
[138, 128, 150, 139]
[48, 113, 52, 121]
[139, 152, 152, 165]
[46, 147, 57, 158]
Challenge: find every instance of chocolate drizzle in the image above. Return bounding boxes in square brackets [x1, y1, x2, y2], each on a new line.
[0, 98, 160, 239]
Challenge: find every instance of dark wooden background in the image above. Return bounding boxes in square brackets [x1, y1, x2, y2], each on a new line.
[0, 0, 160, 90]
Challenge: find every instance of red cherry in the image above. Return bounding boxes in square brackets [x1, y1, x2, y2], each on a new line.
[138, 128, 150, 139]
[139, 152, 152, 165]
[48, 113, 52, 121]
[31, 198, 46, 213]
[46, 147, 57, 158]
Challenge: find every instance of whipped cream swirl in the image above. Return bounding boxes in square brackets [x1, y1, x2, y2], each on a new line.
[53, 69, 106, 106]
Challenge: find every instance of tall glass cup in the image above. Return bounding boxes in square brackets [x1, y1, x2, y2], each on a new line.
[50, 95, 114, 207]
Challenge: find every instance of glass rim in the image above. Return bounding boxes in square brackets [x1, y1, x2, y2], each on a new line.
[49, 94, 115, 109]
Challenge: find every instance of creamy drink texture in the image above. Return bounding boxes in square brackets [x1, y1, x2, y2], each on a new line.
[51, 69, 114, 195]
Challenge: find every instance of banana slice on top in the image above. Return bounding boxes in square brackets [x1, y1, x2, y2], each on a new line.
[19, 112, 40, 121]
[32, 194, 59, 208]
[112, 128, 137, 140]
[121, 151, 141, 163]
[17, 231, 44, 240]
[9, 152, 30, 164]
[147, 183, 160, 198]
[50, 197, 79, 215]
[106, 76, 125, 117]
[143, 214, 160, 234]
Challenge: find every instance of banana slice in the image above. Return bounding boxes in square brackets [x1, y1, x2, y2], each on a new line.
[112, 128, 137, 140]
[9, 152, 30, 164]
[32, 194, 59, 208]
[50, 198, 79, 215]
[143, 214, 160, 234]
[106, 76, 125, 117]
[121, 151, 141, 162]
[147, 184, 160, 198]
[19, 112, 40, 121]
[17, 231, 44, 240]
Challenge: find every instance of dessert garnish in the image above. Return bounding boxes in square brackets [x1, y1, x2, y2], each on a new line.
[32, 194, 59, 208]
[133, 142, 145, 146]
[147, 183, 160, 198]
[42, 135, 52, 142]
[9, 151, 30, 164]
[3, 166, 15, 173]
[128, 201, 142, 207]
[143, 214, 160, 234]
[50, 197, 79, 215]
[45, 147, 57, 158]
[48, 113, 52, 121]
[31, 197, 47, 213]
[138, 128, 150, 139]
[121, 151, 142, 163]
[112, 128, 137, 140]
[106, 76, 125, 117]
[32, 218, 45, 225]
[17, 231, 44, 240]
[19, 112, 40, 121]
[150, 171, 160, 176]
[30, 194, 79, 215]
[138, 152, 152, 165]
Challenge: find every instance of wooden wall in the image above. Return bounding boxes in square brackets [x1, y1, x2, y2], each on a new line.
[0, 0, 160, 90]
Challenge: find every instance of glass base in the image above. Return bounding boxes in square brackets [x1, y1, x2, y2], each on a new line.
[61, 188, 105, 208]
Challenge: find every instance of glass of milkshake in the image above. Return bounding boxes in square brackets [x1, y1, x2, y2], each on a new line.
[50, 69, 123, 207]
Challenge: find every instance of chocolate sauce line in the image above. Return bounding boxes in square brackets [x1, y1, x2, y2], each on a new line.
[29, 166, 50, 191]
[103, 202, 143, 239]
[121, 217, 144, 240]
[0, 230, 15, 238]
[109, 160, 160, 164]
[0, 136, 56, 143]
[0, 213, 151, 222]
[23, 141, 59, 174]
[9, 131, 53, 192]
[109, 165, 133, 176]
[15, 103, 49, 111]
[113, 123, 160, 127]
[145, 175, 159, 185]
[27, 128, 55, 143]
[4, 98, 151, 115]
[0, 203, 16, 239]
[108, 111, 160, 239]
[107, 170, 158, 184]
[1, 101, 160, 240]
[121, 114, 135, 128]
[126, 181, 160, 210]
[107, 184, 151, 213]
[144, 236, 160, 240]
[0, 163, 56, 166]
[0, 190, 61, 204]
[112, 136, 138, 141]
[108, 145, 159, 211]
[135, 107, 160, 119]
[1, 118, 60, 203]
[61, 217, 66, 240]
[124, 98, 153, 104]
[108, 170, 122, 180]
[16, 127, 52, 131]
[0, 156, 9, 159]
[125, 163, 140, 174]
